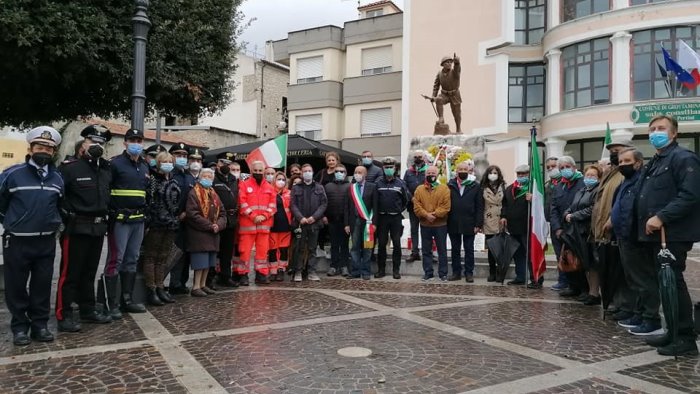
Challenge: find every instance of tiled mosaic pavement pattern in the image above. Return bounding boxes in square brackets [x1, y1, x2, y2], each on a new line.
[0, 273, 698, 393]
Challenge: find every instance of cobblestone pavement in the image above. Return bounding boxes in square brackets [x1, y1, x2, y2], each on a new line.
[1, 266, 699, 393]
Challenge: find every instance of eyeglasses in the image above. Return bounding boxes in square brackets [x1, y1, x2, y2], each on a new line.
[334, 170, 346, 174]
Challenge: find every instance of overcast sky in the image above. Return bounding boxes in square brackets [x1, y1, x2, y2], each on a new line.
[238, 0, 405, 56]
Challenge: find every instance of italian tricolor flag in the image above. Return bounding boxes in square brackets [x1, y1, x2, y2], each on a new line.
[530, 130, 548, 283]
[600, 122, 612, 159]
[246, 134, 288, 169]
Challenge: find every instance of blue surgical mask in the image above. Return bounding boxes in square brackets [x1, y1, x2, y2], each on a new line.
[175, 157, 188, 168]
[160, 163, 174, 173]
[148, 158, 157, 168]
[199, 178, 213, 188]
[583, 177, 598, 188]
[560, 168, 574, 179]
[126, 143, 143, 156]
[334, 172, 346, 181]
[516, 177, 529, 185]
[649, 131, 671, 149]
[362, 157, 372, 166]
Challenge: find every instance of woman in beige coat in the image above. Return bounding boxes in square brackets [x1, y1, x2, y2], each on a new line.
[481, 165, 506, 282]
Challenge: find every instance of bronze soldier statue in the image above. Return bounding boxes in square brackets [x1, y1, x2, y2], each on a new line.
[431, 53, 461, 134]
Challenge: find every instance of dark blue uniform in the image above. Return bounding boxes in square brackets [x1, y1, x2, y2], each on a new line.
[0, 159, 64, 336]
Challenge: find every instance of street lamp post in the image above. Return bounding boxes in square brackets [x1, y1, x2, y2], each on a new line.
[131, 0, 151, 133]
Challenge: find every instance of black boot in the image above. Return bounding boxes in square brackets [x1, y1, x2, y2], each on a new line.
[374, 263, 386, 278]
[156, 287, 175, 303]
[80, 309, 112, 324]
[238, 274, 249, 286]
[97, 274, 122, 320]
[57, 311, 81, 333]
[120, 272, 146, 313]
[392, 262, 401, 279]
[147, 287, 165, 306]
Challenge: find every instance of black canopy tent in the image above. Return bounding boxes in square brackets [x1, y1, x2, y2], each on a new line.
[204, 134, 370, 173]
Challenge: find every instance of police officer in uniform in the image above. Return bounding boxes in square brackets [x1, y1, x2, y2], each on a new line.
[55, 125, 113, 332]
[212, 151, 240, 288]
[144, 144, 167, 173]
[98, 128, 149, 318]
[168, 142, 195, 294]
[1, 126, 64, 346]
[374, 157, 411, 279]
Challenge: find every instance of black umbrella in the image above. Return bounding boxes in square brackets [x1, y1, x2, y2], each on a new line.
[486, 231, 520, 284]
[658, 227, 678, 347]
[560, 221, 589, 270]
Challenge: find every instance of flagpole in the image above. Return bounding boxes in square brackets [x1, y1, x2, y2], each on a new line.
[525, 124, 536, 288]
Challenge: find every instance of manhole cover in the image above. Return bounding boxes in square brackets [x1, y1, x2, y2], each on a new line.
[337, 347, 372, 358]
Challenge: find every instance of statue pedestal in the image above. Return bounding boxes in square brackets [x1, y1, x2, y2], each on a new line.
[434, 121, 451, 135]
[408, 134, 489, 180]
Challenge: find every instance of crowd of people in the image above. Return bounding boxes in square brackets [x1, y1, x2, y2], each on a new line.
[0, 115, 697, 357]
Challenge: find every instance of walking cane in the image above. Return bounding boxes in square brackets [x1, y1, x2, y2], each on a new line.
[100, 274, 110, 311]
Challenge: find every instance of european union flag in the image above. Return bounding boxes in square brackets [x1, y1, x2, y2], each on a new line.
[662, 47, 695, 85]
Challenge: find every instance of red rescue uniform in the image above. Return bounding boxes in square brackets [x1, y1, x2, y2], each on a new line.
[236, 177, 276, 275]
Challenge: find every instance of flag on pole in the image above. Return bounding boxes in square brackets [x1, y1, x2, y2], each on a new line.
[246, 134, 288, 169]
[676, 39, 700, 89]
[656, 58, 673, 97]
[529, 128, 548, 284]
[662, 47, 696, 86]
[601, 122, 612, 160]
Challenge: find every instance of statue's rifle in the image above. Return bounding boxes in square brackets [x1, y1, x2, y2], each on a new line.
[421, 94, 439, 118]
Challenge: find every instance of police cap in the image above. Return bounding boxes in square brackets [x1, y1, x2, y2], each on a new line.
[27, 126, 61, 147]
[382, 156, 397, 166]
[216, 151, 236, 162]
[124, 128, 143, 141]
[80, 124, 112, 143]
[189, 147, 203, 159]
[169, 142, 189, 154]
[145, 144, 167, 157]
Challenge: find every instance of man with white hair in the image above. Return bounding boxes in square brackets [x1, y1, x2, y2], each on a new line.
[235, 160, 277, 285]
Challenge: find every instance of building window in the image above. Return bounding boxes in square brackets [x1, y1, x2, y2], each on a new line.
[561, 0, 610, 22]
[562, 37, 610, 110]
[361, 108, 392, 136]
[515, 0, 546, 45]
[296, 56, 323, 84]
[509, 63, 545, 123]
[362, 46, 392, 76]
[630, 0, 669, 5]
[295, 114, 322, 140]
[1, 152, 13, 158]
[366, 9, 384, 17]
[632, 27, 699, 101]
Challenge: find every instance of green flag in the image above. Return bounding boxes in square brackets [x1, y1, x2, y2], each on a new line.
[601, 122, 612, 159]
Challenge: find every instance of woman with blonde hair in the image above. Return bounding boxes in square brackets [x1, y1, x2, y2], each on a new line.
[185, 168, 226, 297]
[142, 151, 180, 306]
[267, 172, 293, 282]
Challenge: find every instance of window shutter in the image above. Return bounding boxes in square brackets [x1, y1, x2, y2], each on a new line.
[296, 114, 322, 135]
[362, 46, 392, 70]
[361, 108, 391, 136]
[297, 56, 323, 80]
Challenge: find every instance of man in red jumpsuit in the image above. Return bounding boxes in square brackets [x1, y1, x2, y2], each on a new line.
[234, 160, 276, 285]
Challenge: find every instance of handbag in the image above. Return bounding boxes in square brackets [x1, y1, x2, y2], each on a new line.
[557, 243, 582, 272]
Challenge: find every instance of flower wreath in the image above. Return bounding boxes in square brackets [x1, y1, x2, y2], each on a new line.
[425, 144, 473, 185]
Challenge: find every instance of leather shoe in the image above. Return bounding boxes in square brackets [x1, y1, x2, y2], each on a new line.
[374, 272, 386, 279]
[13, 331, 31, 346]
[645, 335, 671, 348]
[559, 288, 580, 297]
[507, 279, 525, 285]
[156, 288, 175, 304]
[583, 296, 601, 306]
[393, 271, 401, 279]
[465, 275, 474, 283]
[80, 310, 112, 324]
[217, 278, 239, 288]
[657, 338, 699, 357]
[238, 275, 250, 286]
[30, 328, 54, 342]
[486, 275, 496, 282]
[406, 254, 421, 262]
[448, 275, 462, 281]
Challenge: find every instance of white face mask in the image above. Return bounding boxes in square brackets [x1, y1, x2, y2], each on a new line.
[275, 179, 286, 188]
[302, 171, 313, 182]
[354, 174, 364, 183]
[487, 173, 498, 182]
[266, 174, 274, 183]
[189, 162, 202, 172]
[232, 171, 241, 179]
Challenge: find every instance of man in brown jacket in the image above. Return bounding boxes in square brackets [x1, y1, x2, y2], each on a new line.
[413, 166, 451, 281]
[431, 54, 462, 133]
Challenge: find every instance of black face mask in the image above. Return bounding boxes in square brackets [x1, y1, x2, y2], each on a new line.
[252, 173, 263, 183]
[609, 152, 619, 166]
[32, 152, 52, 167]
[457, 172, 469, 180]
[414, 159, 423, 166]
[219, 165, 230, 175]
[426, 175, 437, 184]
[87, 144, 104, 159]
[618, 164, 637, 178]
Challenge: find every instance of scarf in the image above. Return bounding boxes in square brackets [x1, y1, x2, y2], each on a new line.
[457, 174, 476, 188]
[427, 180, 440, 189]
[548, 178, 560, 190]
[412, 163, 428, 173]
[193, 183, 220, 221]
[561, 171, 583, 189]
[513, 181, 529, 199]
[349, 183, 374, 248]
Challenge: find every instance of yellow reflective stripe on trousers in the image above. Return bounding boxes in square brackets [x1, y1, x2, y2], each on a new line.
[116, 213, 145, 220]
[111, 189, 146, 197]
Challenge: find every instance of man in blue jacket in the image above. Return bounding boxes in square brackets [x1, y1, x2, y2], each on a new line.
[447, 161, 483, 282]
[634, 115, 700, 357]
[1, 126, 64, 346]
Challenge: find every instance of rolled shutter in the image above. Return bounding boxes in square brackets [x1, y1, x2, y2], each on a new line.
[297, 56, 323, 80]
[361, 108, 391, 136]
[295, 114, 322, 139]
[362, 46, 392, 71]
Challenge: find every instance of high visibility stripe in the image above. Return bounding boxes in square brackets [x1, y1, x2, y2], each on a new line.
[10, 231, 55, 236]
[116, 213, 144, 220]
[248, 205, 270, 210]
[239, 225, 272, 232]
[9, 185, 61, 194]
[110, 189, 146, 197]
[240, 203, 249, 208]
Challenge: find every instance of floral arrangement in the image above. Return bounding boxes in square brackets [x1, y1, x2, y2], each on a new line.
[425, 144, 473, 184]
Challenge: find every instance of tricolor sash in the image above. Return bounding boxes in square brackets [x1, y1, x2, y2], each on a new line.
[350, 183, 374, 248]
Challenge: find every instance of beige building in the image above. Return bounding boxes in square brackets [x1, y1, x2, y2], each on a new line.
[402, 0, 700, 180]
[271, 0, 403, 159]
[0, 132, 28, 172]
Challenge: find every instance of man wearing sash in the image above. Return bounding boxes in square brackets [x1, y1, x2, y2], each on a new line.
[344, 166, 378, 280]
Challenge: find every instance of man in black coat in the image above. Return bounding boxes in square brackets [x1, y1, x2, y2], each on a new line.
[635, 115, 700, 357]
[344, 166, 379, 279]
[375, 157, 411, 279]
[501, 165, 532, 285]
[212, 152, 239, 288]
[290, 164, 328, 282]
[447, 161, 483, 282]
[324, 165, 351, 277]
[403, 150, 428, 262]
